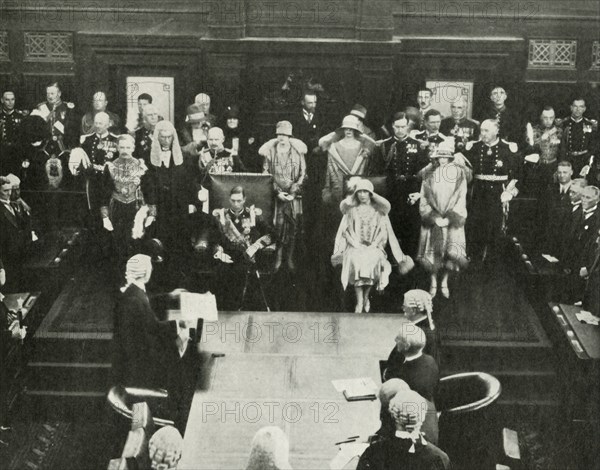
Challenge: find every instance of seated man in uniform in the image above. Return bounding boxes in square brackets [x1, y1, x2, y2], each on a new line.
[212, 186, 275, 309]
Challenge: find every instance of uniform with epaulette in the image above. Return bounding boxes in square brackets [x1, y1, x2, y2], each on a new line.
[33, 100, 77, 155]
[440, 117, 480, 152]
[81, 110, 121, 136]
[78, 131, 119, 214]
[378, 135, 429, 257]
[212, 204, 275, 309]
[559, 117, 597, 176]
[0, 108, 28, 148]
[199, 147, 246, 179]
[464, 138, 520, 261]
[133, 126, 154, 166]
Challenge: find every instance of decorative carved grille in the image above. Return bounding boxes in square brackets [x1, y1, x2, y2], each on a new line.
[592, 41, 600, 69]
[528, 40, 577, 68]
[24, 32, 73, 61]
[0, 32, 8, 60]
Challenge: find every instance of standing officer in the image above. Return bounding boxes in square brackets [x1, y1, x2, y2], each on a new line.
[560, 96, 597, 178]
[413, 110, 449, 159]
[440, 98, 479, 153]
[32, 82, 78, 155]
[0, 90, 28, 156]
[465, 119, 520, 263]
[479, 86, 523, 147]
[378, 112, 429, 257]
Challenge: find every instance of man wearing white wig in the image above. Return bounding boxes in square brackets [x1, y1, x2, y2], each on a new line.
[141, 121, 196, 267]
[112, 254, 192, 391]
[246, 426, 292, 470]
[357, 390, 450, 470]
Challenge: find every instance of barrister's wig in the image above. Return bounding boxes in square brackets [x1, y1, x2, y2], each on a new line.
[389, 390, 429, 426]
[379, 379, 410, 410]
[246, 426, 292, 470]
[148, 426, 183, 470]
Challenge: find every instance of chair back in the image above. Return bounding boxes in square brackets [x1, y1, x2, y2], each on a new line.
[436, 372, 501, 415]
[208, 173, 275, 223]
[107, 385, 175, 428]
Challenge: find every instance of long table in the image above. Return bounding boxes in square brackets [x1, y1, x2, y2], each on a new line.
[179, 311, 418, 470]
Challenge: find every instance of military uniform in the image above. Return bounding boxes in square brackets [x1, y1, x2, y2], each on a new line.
[379, 136, 429, 257]
[81, 110, 121, 136]
[412, 131, 448, 159]
[465, 139, 520, 260]
[79, 132, 119, 212]
[34, 100, 77, 154]
[212, 205, 275, 309]
[559, 117, 597, 176]
[523, 124, 563, 192]
[133, 126, 153, 166]
[0, 109, 28, 148]
[480, 105, 523, 147]
[440, 117, 480, 152]
[199, 147, 246, 180]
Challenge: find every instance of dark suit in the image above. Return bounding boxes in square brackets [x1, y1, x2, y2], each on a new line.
[479, 105, 523, 147]
[112, 283, 179, 389]
[537, 183, 573, 255]
[0, 200, 31, 291]
[357, 436, 450, 470]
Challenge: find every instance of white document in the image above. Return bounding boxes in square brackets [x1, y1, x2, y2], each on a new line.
[331, 377, 377, 394]
[180, 292, 218, 322]
[330, 442, 369, 469]
[541, 254, 559, 263]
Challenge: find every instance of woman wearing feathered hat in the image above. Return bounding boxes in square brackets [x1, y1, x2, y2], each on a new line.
[416, 139, 471, 298]
[332, 178, 414, 313]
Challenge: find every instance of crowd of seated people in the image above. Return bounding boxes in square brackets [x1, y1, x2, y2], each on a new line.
[1, 82, 599, 314]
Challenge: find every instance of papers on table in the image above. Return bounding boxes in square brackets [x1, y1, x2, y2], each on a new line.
[576, 310, 600, 326]
[179, 292, 219, 322]
[332, 377, 378, 401]
[541, 254, 559, 263]
[330, 442, 369, 469]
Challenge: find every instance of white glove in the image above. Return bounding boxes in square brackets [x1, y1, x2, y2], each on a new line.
[31, 231, 39, 241]
[245, 243, 260, 259]
[214, 248, 233, 264]
[435, 218, 449, 228]
[102, 218, 114, 232]
[580, 165, 590, 177]
[524, 153, 540, 164]
[144, 215, 155, 228]
[500, 191, 513, 204]
[188, 204, 197, 214]
[579, 267, 589, 279]
[277, 192, 289, 201]
[408, 192, 421, 205]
